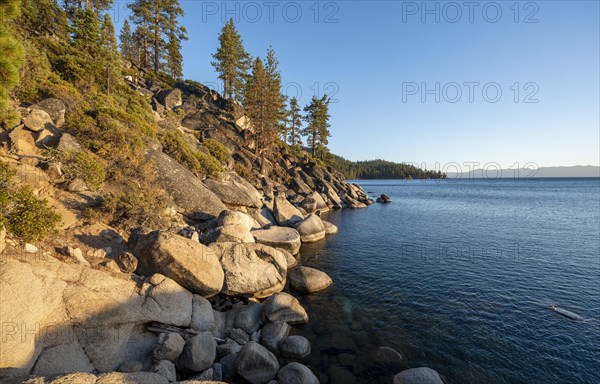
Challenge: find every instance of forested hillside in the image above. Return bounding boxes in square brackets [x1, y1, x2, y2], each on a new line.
[331, 155, 445, 179]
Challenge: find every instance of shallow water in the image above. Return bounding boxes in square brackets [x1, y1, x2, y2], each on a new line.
[297, 178, 600, 384]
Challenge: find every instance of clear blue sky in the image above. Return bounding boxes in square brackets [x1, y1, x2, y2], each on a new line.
[111, 1, 599, 168]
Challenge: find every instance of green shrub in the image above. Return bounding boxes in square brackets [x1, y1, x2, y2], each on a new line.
[99, 191, 166, 231]
[0, 162, 16, 228]
[145, 70, 175, 87]
[203, 138, 229, 163]
[54, 150, 106, 190]
[158, 129, 222, 178]
[0, 161, 61, 241]
[3, 187, 62, 241]
[196, 151, 223, 178]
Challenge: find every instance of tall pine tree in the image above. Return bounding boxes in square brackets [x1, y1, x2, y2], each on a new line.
[264, 46, 287, 141]
[119, 19, 134, 62]
[131, 26, 148, 68]
[287, 97, 303, 147]
[101, 13, 117, 51]
[71, 8, 102, 54]
[22, 0, 69, 38]
[244, 57, 272, 155]
[128, 0, 187, 73]
[212, 19, 250, 100]
[100, 13, 120, 94]
[165, 12, 187, 79]
[63, 0, 114, 15]
[303, 95, 331, 158]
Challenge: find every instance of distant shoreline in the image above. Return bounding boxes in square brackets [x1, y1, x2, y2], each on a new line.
[349, 176, 600, 180]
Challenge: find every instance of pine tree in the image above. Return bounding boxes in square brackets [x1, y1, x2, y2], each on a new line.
[212, 18, 250, 100]
[302, 97, 318, 158]
[315, 95, 331, 159]
[100, 13, 120, 94]
[131, 26, 148, 67]
[101, 13, 117, 51]
[244, 57, 272, 155]
[302, 95, 331, 158]
[63, 0, 114, 17]
[287, 97, 303, 147]
[0, 0, 25, 125]
[71, 8, 102, 56]
[22, 0, 69, 38]
[264, 46, 287, 141]
[165, 13, 187, 79]
[128, 0, 186, 73]
[119, 19, 134, 62]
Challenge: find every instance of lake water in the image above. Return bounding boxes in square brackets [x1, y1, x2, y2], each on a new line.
[297, 178, 600, 384]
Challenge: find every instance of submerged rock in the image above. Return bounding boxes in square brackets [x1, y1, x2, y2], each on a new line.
[280, 335, 311, 359]
[376, 194, 392, 203]
[262, 292, 308, 325]
[277, 362, 319, 384]
[393, 367, 444, 384]
[326, 365, 357, 384]
[236, 341, 279, 384]
[317, 332, 358, 354]
[289, 266, 333, 294]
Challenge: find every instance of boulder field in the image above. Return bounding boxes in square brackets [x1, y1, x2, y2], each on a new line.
[1, 85, 427, 384]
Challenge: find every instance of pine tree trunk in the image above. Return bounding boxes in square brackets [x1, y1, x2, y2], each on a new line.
[143, 20, 149, 68]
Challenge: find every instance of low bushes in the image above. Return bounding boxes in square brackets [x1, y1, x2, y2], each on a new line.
[97, 191, 167, 232]
[158, 129, 222, 178]
[0, 161, 61, 241]
[203, 138, 229, 162]
[53, 150, 106, 190]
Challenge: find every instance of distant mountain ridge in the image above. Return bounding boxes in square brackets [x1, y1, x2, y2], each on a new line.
[447, 165, 600, 179]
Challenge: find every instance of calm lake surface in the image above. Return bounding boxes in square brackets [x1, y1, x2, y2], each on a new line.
[297, 178, 600, 384]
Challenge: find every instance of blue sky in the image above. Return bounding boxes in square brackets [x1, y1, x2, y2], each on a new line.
[111, 1, 599, 168]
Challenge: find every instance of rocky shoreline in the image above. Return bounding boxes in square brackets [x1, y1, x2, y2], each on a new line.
[1, 79, 444, 384]
[1, 203, 444, 384]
